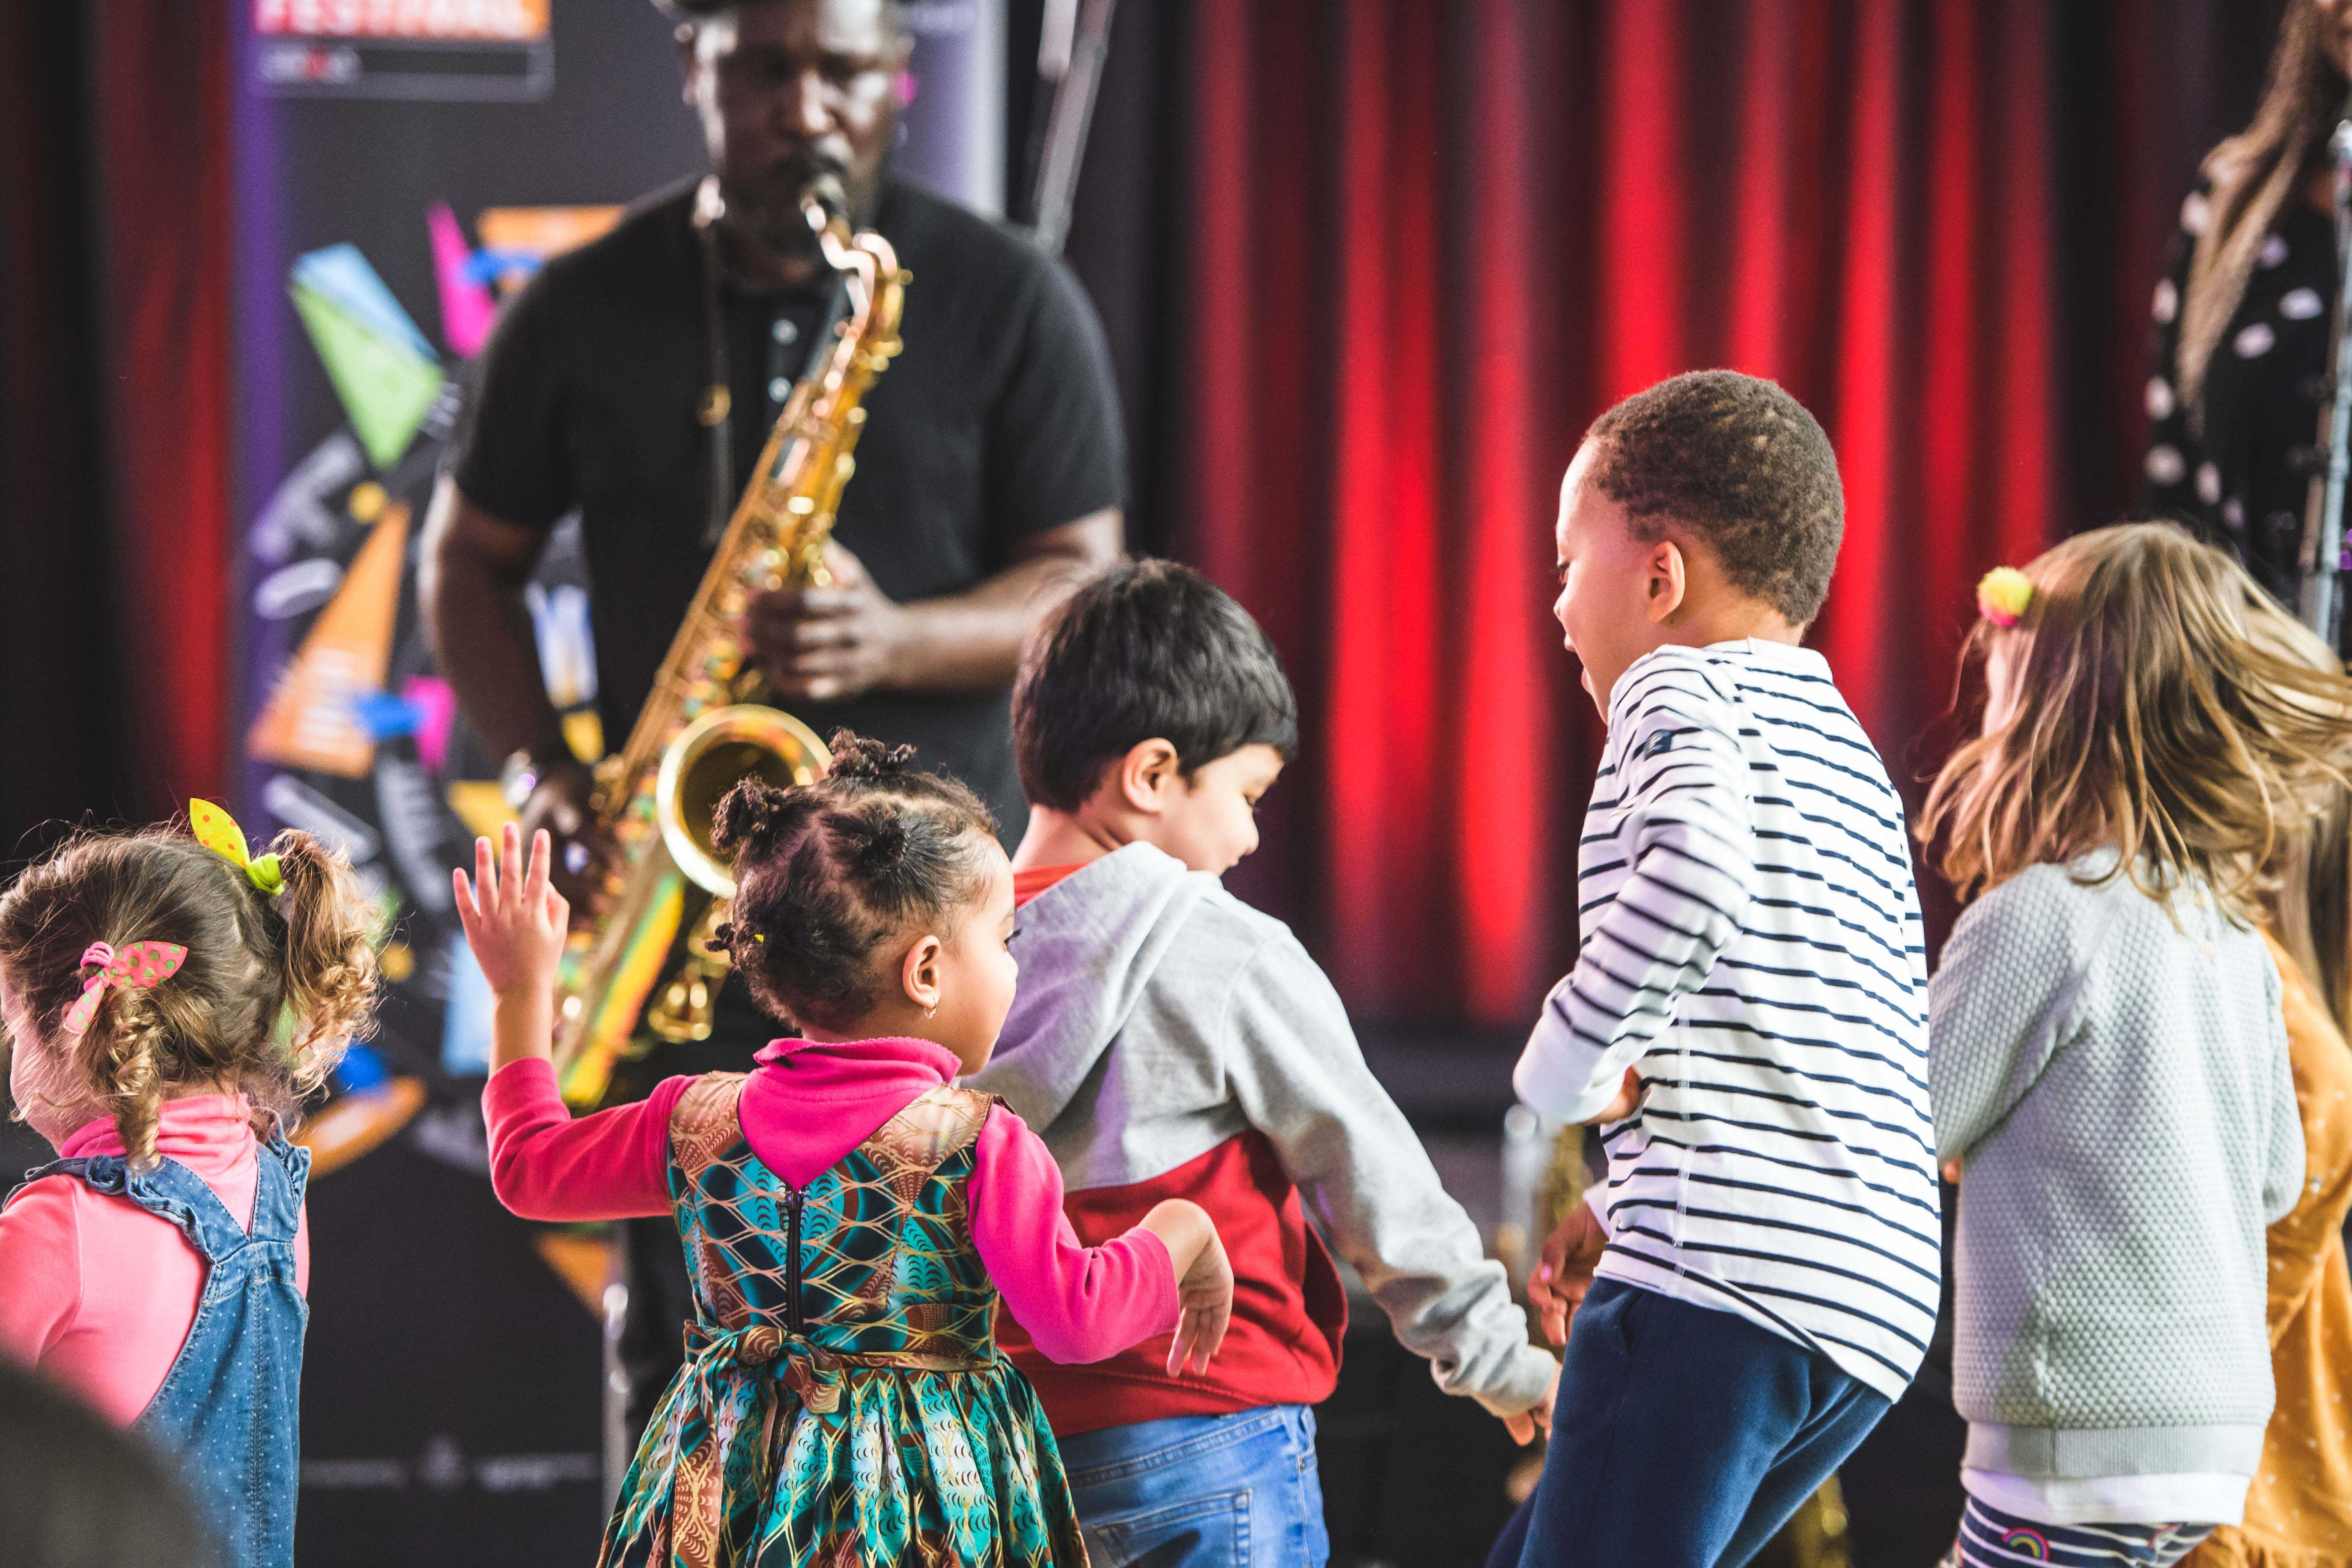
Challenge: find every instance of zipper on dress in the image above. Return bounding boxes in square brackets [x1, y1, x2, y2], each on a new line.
[784, 1185, 806, 1334]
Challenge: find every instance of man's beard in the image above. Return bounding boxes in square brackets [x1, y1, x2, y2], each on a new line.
[721, 147, 863, 260]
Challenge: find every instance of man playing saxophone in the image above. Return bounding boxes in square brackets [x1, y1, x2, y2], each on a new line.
[420, 0, 1124, 1430]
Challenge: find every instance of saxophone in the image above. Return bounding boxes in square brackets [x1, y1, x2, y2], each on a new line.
[551, 180, 908, 1106]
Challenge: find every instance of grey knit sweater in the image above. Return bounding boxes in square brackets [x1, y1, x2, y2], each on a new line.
[1929, 851, 2304, 1480]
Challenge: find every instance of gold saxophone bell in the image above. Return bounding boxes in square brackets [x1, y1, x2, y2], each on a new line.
[654, 704, 832, 897]
[641, 707, 832, 1044]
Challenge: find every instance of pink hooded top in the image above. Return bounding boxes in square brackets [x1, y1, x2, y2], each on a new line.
[0, 1094, 310, 1426]
[483, 1036, 1177, 1365]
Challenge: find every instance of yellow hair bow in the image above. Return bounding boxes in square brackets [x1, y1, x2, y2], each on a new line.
[189, 799, 284, 898]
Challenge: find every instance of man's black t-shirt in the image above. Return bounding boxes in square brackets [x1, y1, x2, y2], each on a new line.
[450, 176, 1125, 838]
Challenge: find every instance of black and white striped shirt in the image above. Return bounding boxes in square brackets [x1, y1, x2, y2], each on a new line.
[1514, 640, 1940, 1402]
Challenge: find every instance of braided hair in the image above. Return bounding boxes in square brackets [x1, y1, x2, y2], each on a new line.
[710, 731, 1000, 1032]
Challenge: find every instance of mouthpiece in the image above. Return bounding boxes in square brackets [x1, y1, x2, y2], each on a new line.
[802, 174, 849, 233]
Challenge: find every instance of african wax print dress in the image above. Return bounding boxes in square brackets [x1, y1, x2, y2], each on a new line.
[601, 1073, 1088, 1568]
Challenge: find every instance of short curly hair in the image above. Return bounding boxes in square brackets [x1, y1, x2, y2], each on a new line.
[710, 732, 999, 1032]
[1583, 370, 1845, 626]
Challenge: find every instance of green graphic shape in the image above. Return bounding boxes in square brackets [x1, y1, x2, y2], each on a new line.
[289, 282, 444, 470]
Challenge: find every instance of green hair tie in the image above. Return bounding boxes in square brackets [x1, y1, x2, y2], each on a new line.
[189, 799, 288, 907]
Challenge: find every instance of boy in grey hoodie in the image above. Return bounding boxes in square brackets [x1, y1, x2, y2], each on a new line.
[967, 560, 1557, 1567]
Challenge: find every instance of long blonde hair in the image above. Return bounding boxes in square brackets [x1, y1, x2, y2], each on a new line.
[1921, 522, 2352, 916]
[2177, 0, 2347, 414]
[2243, 596, 2352, 1034]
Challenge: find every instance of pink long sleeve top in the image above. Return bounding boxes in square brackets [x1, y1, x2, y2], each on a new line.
[483, 1036, 1177, 1365]
[0, 1094, 310, 1426]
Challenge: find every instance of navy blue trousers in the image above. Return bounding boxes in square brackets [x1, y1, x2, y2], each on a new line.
[1488, 1279, 1890, 1568]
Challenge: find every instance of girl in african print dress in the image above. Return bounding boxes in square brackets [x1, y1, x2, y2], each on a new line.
[455, 736, 1234, 1567]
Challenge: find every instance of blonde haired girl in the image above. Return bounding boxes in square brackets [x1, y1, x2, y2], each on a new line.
[2182, 602, 2352, 1568]
[0, 804, 379, 1568]
[1922, 522, 2352, 1567]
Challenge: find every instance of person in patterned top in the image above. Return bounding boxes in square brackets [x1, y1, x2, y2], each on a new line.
[450, 739, 1234, 1566]
[2145, 0, 2352, 624]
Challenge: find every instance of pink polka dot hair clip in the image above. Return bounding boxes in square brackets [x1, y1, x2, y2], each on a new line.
[60, 940, 188, 1038]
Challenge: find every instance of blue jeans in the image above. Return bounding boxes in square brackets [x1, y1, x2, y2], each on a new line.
[1056, 1404, 1329, 1568]
[1490, 1279, 1889, 1568]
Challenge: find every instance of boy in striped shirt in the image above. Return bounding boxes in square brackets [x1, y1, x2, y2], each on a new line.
[1500, 372, 1939, 1568]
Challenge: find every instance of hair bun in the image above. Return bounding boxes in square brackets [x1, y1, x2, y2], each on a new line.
[825, 731, 917, 783]
[710, 778, 814, 862]
[847, 814, 912, 876]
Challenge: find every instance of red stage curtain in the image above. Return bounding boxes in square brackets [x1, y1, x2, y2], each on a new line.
[1182, 0, 2097, 1025]
[91, 4, 236, 813]
[0, 2, 232, 846]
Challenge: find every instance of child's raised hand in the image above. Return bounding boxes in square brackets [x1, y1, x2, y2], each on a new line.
[453, 823, 571, 999]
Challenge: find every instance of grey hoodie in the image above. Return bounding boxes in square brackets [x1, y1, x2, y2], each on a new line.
[967, 841, 1557, 1419]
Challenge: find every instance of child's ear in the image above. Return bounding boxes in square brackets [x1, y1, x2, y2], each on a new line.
[1645, 538, 1690, 626]
[1115, 739, 1184, 814]
[900, 934, 945, 1013]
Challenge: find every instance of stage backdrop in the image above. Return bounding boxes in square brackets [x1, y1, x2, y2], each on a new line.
[220, 2, 1007, 1559]
[0, 2, 2306, 1564]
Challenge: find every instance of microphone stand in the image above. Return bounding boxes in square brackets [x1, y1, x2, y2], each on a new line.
[1021, 0, 1117, 257]
[2304, 106, 2352, 651]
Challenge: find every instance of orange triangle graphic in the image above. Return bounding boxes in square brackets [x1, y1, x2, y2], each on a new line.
[247, 502, 408, 778]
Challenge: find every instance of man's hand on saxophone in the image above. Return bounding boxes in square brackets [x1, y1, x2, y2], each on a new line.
[745, 516, 1127, 706]
[744, 540, 913, 705]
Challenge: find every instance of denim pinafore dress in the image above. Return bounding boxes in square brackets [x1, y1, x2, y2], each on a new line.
[29, 1130, 310, 1568]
